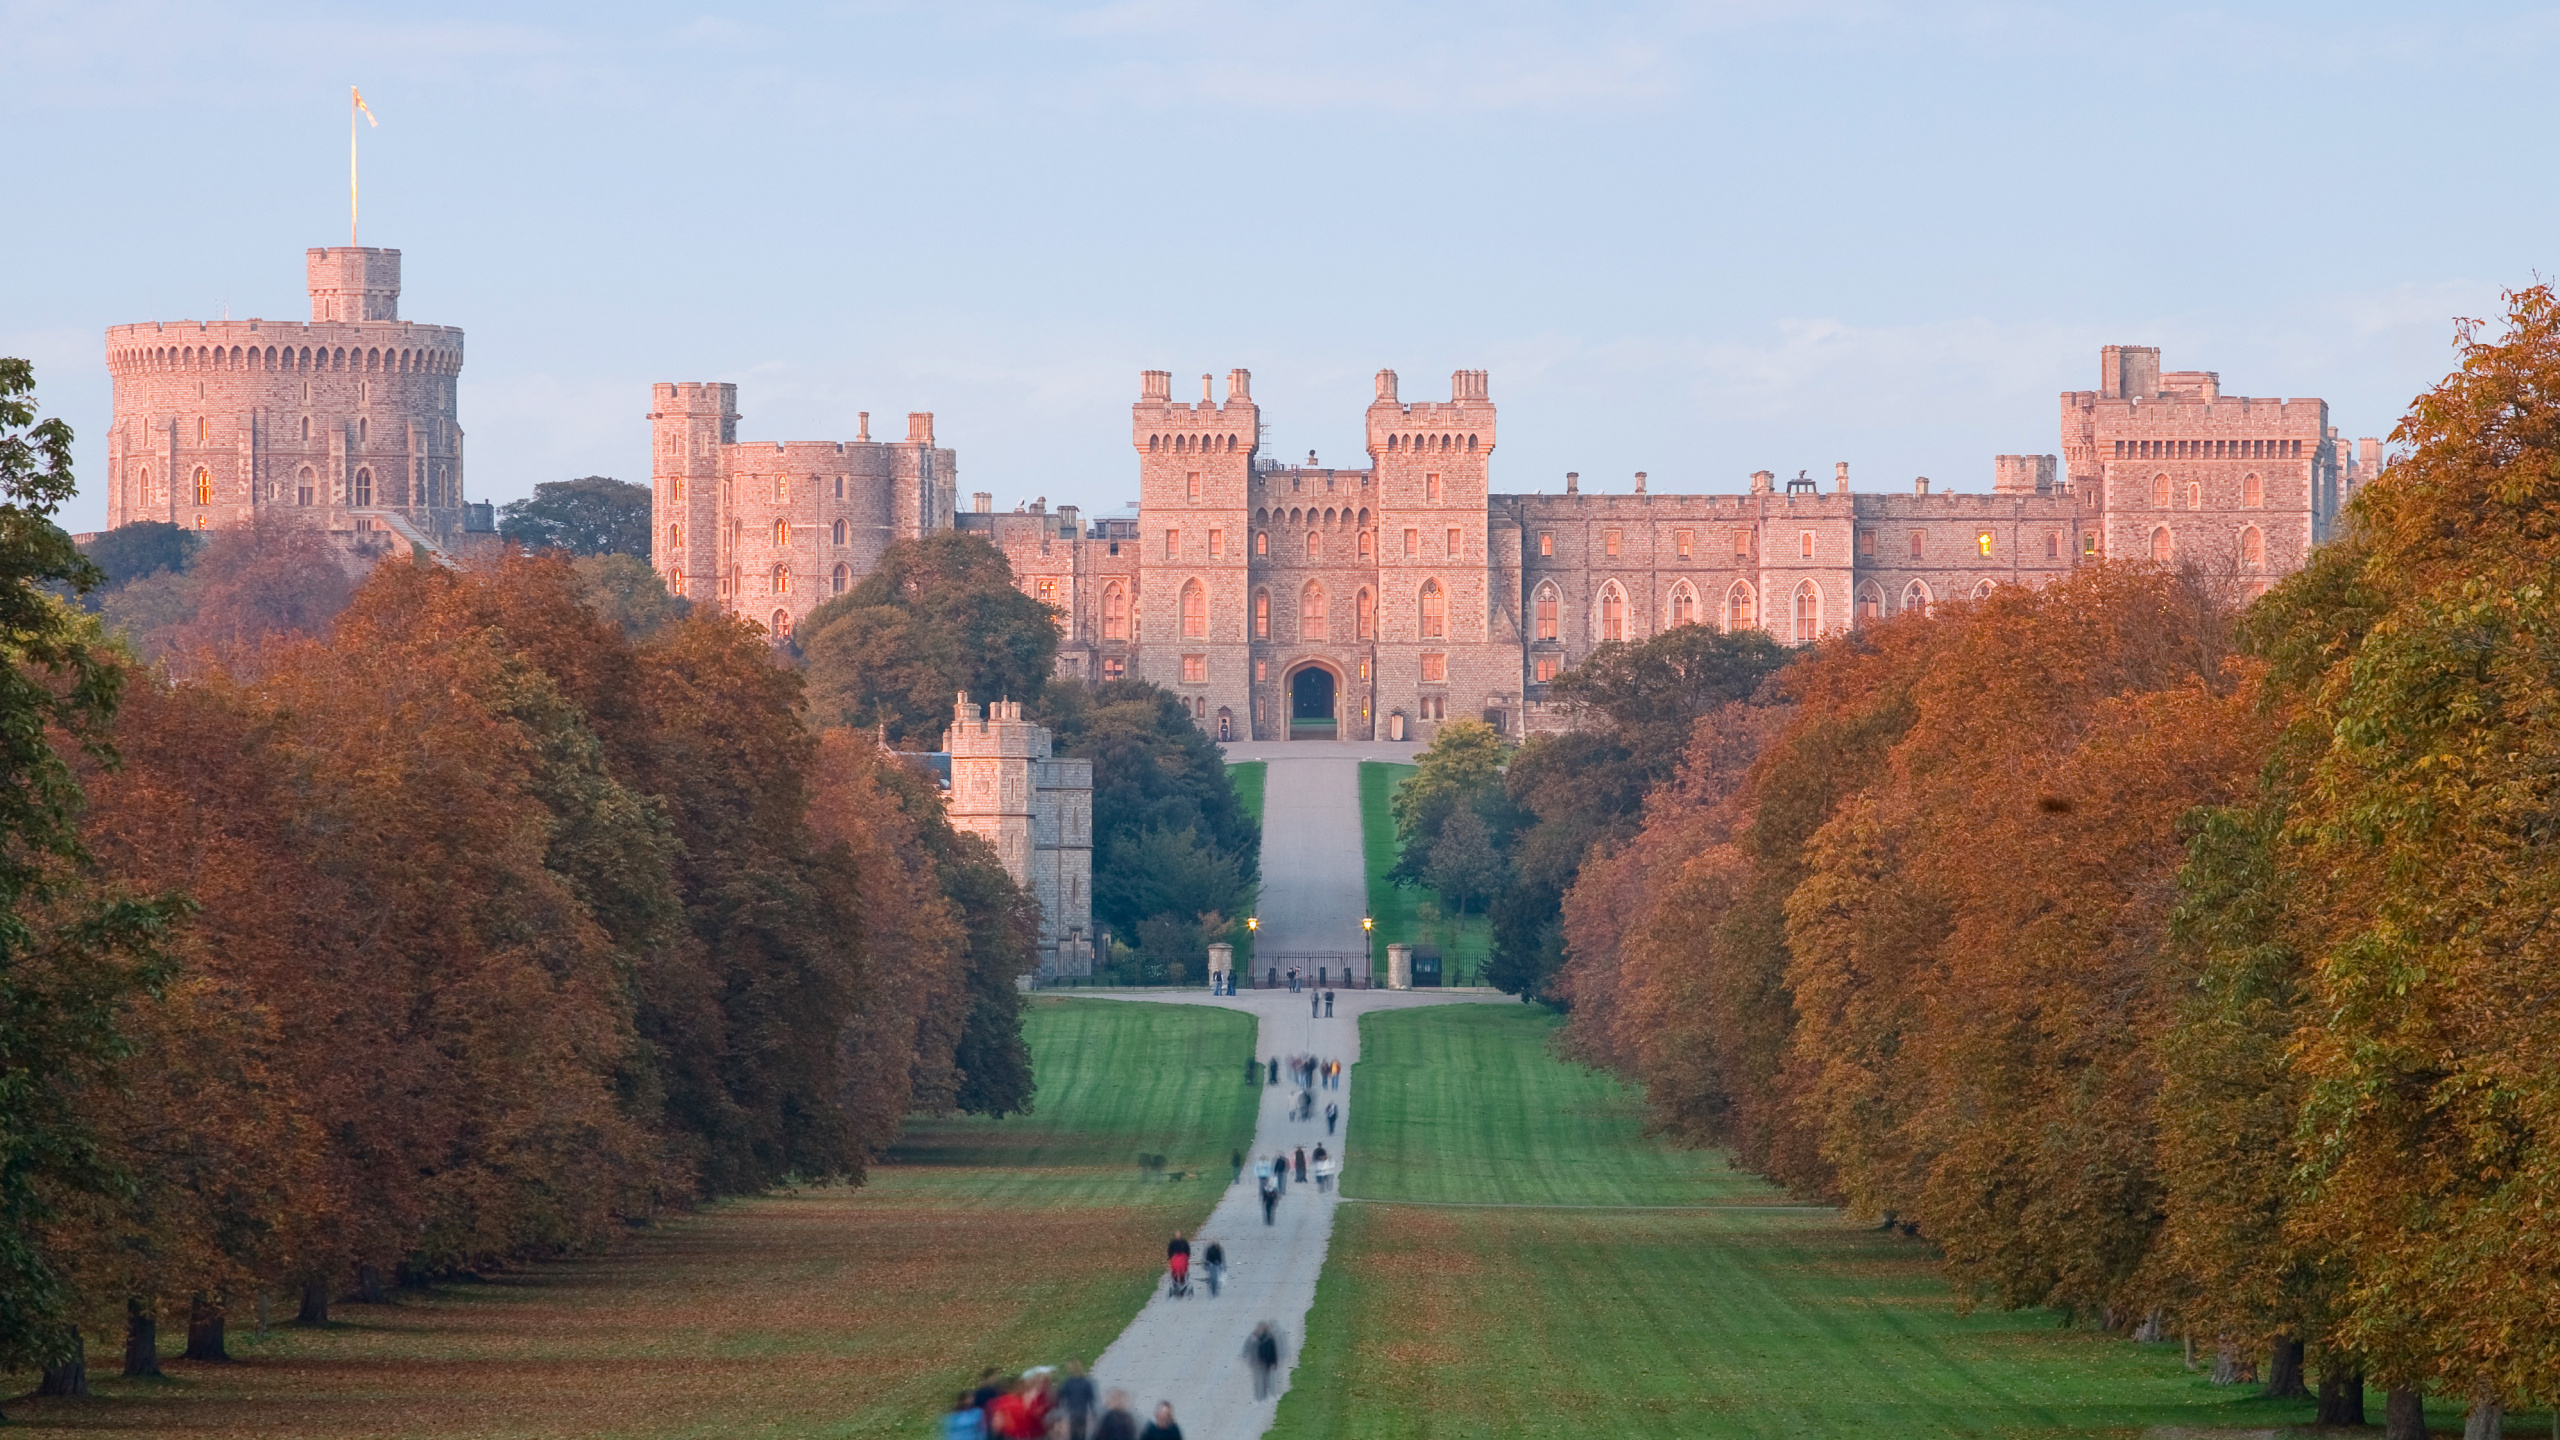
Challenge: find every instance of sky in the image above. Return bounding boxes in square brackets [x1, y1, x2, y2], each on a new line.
[6, 0, 2555, 534]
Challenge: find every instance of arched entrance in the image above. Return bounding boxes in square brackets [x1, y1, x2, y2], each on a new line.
[1287, 663, 1338, 740]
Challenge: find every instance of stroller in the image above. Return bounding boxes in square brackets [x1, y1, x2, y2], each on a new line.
[1167, 1248, 1192, 1299]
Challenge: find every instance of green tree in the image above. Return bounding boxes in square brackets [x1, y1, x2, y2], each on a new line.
[1425, 806, 1506, 917]
[1389, 717, 1506, 850]
[498, 476, 653, 557]
[77, 521, 199, 603]
[573, 552, 690, 640]
[799, 533, 1061, 745]
[0, 359, 184, 1388]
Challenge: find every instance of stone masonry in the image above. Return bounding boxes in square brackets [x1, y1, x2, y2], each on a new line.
[941, 696, 1094, 978]
[103, 247, 469, 541]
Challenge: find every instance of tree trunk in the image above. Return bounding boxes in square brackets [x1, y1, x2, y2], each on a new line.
[297, 1275, 330, 1325]
[356, 1264, 388, 1305]
[2317, 1368, 2367, 1426]
[37, 1327, 88, 1396]
[123, 1301, 161, 1377]
[2263, 1336, 2309, 1399]
[2383, 1387, 2428, 1440]
[2464, 1388, 2503, 1440]
[2210, 1344, 2248, 1385]
[2133, 1308, 2165, 1344]
[184, 1295, 228, 1362]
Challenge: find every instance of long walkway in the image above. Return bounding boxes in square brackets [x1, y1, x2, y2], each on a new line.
[1086, 743, 1498, 1439]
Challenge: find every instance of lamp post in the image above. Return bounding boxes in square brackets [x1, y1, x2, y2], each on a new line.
[1244, 916, 1258, 994]
[1362, 915, 1374, 986]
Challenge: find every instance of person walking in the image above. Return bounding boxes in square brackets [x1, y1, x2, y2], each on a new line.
[1202, 1240, 1225, 1297]
[1311, 1143, 1330, 1192]
[1260, 1175, 1278, 1225]
[1230, 1149, 1244, 1185]
[1267, 1057, 1279, 1086]
[1293, 1146, 1307, 1183]
[1245, 1323, 1282, 1400]
[1311, 991, 1320, 1018]
[1054, 1363, 1096, 1440]
[1325, 1101, 1338, 1134]
[943, 1391, 988, 1440]
[1094, 1391, 1139, 1440]
[1138, 1401, 1184, 1440]
[1166, 1233, 1191, 1297]
[1324, 990, 1335, 1017]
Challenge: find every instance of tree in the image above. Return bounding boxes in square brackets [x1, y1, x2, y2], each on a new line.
[1390, 717, 1506, 851]
[799, 533, 1060, 745]
[1425, 806, 1505, 917]
[0, 358, 183, 1388]
[78, 521, 199, 602]
[498, 476, 652, 557]
[573, 552, 689, 640]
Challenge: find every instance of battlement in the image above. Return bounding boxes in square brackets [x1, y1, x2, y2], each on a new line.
[307, 247, 401, 323]
[1133, 368, 1257, 452]
[650, 381, 739, 417]
[1364, 368, 1496, 454]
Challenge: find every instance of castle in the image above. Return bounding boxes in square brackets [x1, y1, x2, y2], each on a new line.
[668, 349, 2377, 745]
[103, 248, 479, 551]
[939, 697, 1094, 977]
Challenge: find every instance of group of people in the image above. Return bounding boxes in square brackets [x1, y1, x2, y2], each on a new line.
[1163, 1232, 1225, 1297]
[947, 1364, 1184, 1440]
[1251, 1142, 1335, 1221]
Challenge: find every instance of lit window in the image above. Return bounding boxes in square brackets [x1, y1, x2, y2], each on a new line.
[774, 520, 790, 547]
[1604, 529, 1620, 558]
[1254, 590, 1270, 639]
[1535, 584, 1558, 641]
[1976, 532, 1994, 557]
[670, 523, 684, 551]
[771, 563, 790, 594]
[1676, 530, 1693, 559]
[194, 468, 213, 506]
[1800, 532, 1814, 559]
[1601, 584, 1626, 642]
[1534, 655, 1559, 683]
[1182, 580, 1207, 638]
[1670, 585, 1694, 628]
[1103, 657, 1125, 681]
[1792, 582, 1819, 644]
[1103, 584, 1128, 640]
[771, 609, 791, 639]
[1727, 583, 1756, 632]
[1540, 532, 1554, 557]
[1037, 577, 1059, 604]
[775, 475, 790, 504]
[1254, 531, 1267, 556]
[1182, 653, 1207, 683]
[1418, 579, 1445, 638]
[1421, 653, 1447, 683]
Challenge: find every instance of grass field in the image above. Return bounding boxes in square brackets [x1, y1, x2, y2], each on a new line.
[1358, 760, 1491, 986]
[6, 998, 1257, 1439]
[1273, 1004, 2338, 1440]
[1231, 759, 1265, 972]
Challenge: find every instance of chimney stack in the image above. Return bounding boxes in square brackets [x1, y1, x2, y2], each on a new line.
[1834, 461, 1850, 493]
[1564, 471, 1579, 495]
[1633, 471, 1647, 494]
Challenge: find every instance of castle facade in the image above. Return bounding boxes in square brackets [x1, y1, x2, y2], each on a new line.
[104, 248, 472, 545]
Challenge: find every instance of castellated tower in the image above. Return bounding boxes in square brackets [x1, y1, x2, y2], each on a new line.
[1368, 370, 1496, 740]
[942, 695, 1094, 979]
[1133, 369, 1258, 735]
[648, 385, 958, 638]
[103, 247, 467, 540]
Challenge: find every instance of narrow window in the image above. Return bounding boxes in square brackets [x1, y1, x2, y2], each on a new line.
[1187, 471, 1202, 500]
[2187, 480, 2202, 510]
[1426, 472, 1442, 502]
[774, 519, 790, 547]
[1254, 590, 1270, 639]
[775, 475, 790, 504]
[1800, 531, 1814, 559]
[1909, 531, 1924, 559]
[1103, 584, 1128, 640]
[833, 563, 850, 593]
[2242, 473, 2264, 507]
[1418, 579, 1446, 638]
[832, 518, 846, 545]
[2151, 527, 2173, 563]
[1357, 588, 1375, 641]
[670, 523, 684, 551]
[1857, 530, 1873, 558]
[1535, 585, 1558, 641]
[1446, 527, 1462, 557]
[2242, 526, 2265, 566]
[1307, 532, 1321, 561]
[1404, 528, 1419, 558]
[771, 563, 790, 594]
[1540, 531, 1555, 558]
[1302, 583, 1328, 640]
[2154, 474, 2173, 507]
[1165, 528, 1180, 559]
[353, 467, 373, 506]
[1734, 530, 1752, 557]
[1604, 529, 1621, 558]
[1182, 580, 1207, 638]
[193, 468, 212, 506]
[1792, 582, 1819, 644]
[1600, 585, 1626, 642]
[1209, 528, 1224, 558]
[1676, 529, 1694, 559]
[1254, 531, 1267, 556]
[1359, 529, 1373, 558]
[1976, 531, 1993, 557]
[2045, 532, 2059, 559]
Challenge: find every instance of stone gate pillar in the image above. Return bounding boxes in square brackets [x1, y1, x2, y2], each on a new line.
[1387, 944, 1412, 990]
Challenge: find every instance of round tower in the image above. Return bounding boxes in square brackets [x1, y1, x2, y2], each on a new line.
[102, 247, 466, 538]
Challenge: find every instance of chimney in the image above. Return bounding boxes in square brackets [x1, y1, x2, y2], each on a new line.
[858, 411, 871, 441]
[907, 412, 934, 444]
[1201, 374, 1214, 403]
[1834, 461, 1850, 493]
[1375, 369, 1399, 402]
[1914, 476, 1931, 496]
[1226, 368, 1252, 402]
[973, 491, 992, 513]
[1633, 471, 1647, 494]
[1141, 370, 1171, 402]
[1750, 470, 1774, 495]
[1564, 471, 1579, 495]
[1451, 370, 1488, 401]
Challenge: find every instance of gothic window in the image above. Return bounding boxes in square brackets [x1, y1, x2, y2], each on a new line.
[301, 415, 311, 441]
[772, 520, 789, 547]
[1356, 588, 1375, 641]
[1540, 531, 1554, 558]
[1182, 579, 1207, 638]
[1903, 580, 1931, 616]
[1210, 529, 1224, 558]
[834, 476, 845, 499]
[1302, 582, 1328, 640]
[1857, 582, 1883, 624]
[2153, 474, 2173, 507]
[1909, 530, 1924, 558]
[298, 466, 315, 507]
[1418, 579, 1446, 639]
[2151, 526, 2174, 563]
[193, 468, 212, 506]
[358, 418, 367, 445]
[2241, 526, 2265, 566]
[1973, 580, 1997, 600]
[771, 563, 790, 595]
[1165, 528, 1180, 559]
[1535, 655, 1559, 683]
[1103, 583, 1129, 640]
[832, 518, 847, 545]
[2242, 473, 2263, 507]
[1600, 583, 1627, 643]
[1726, 582, 1757, 632]
[2045, 532, 2060, 559]
[353, 468, 373, 506]
[1800, 531, 1814, 559]
[1254, 531, 1267, 556]
[1976, 531, 1994, 557]
[1307, 532, 1321, 561]
[2187, 480, 2202, 510]
[1254, 589, 1270, 639]
[833, 563, 851, 594]
[1670, 582, 1696, 628]
[1792, 582, 1820, 644]
[1535, 583, 1559, 640]
[670, 523, 684, 552]
[670, 571, 686, 598]
[771, 609, 791, 639]
[1604, 529, 1620, 558]
[1359, 530, 1373, 558]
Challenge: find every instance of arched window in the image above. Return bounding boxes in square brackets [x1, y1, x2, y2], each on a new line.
[1302, 582, 1329, 640]
[773, 519, 789, 547]
[1791, 582, 1820, 644]
[1181, 580, 1207, 638]
[1253, 589, 1270, 639]
[352, 467, 373, 506]
[1418, 579, 1446, 639]
[358, 418, 368, 445]
[831, 518, 846, 545]
[1253, 531, 1268, 556]
[1600, 583, 1627, 642]
[2153, 474, 2172, 507]
[1901, 580, 1931, 617]
[1356, 588, 1375, 641]
[1535, 583, 1559, 640]
[669, 523, 684, 551]
[2241, 526, 2264, 566]
[1726, 582, 1757, 632]
[2186, 480, 2202, 510]
[1669, 583, 1696, 629]
[300, 415, 311, 440]
[1973, 580, 1997, 600]
[2242, 472, 2263, 508]
[2151, 526, 2174, 563]
[1359, 529, 1373, 558]
[832, 563, 851, 594]
[771, 609, 791, 639]
[297, 466, 315, 507]
[193, 468, 212, 506]
[1307, 532, 1321, 561]
[670, 572, 685, 598]
[771, 564, 790, 595]
[1856, 582, 1882, 624]
[1103, 583, 1129, 640]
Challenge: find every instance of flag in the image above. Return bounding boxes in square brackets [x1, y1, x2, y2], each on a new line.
[354, 87, 378, 126]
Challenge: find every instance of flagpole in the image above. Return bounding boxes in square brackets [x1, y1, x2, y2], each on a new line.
[350, 86, 359, 245]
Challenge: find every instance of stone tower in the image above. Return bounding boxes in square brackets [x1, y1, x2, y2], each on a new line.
[1132, 369, 1258, 735]
[103, 246, 468, 540]
[1368, 369, 1496, 735]
[941, 695, 1094, 978]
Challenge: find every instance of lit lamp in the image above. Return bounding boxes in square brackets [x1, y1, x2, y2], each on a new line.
[1244, 916, 1258, 995]
[1362, 915, 1374, 985]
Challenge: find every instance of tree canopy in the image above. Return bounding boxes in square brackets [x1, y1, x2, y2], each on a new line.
[799, 532, 1061, 746]
[497, 476, 653, 557]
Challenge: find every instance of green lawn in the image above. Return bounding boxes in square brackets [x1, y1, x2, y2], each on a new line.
[8, 998, 1257, 1439]
[1273, 1004, 2335, 1440]
[1358, 760, 1492, 986]
[1230, 760, 1265, 971]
